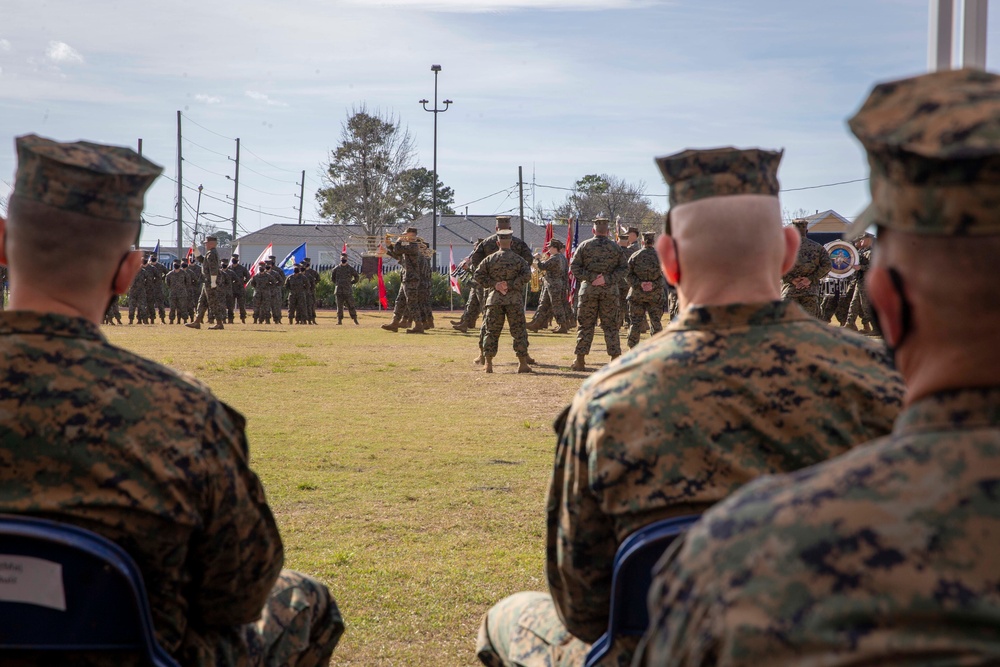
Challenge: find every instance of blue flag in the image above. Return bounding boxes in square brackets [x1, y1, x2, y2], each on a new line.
[152, 240, 160, 256]
[278, 243, 306, 276]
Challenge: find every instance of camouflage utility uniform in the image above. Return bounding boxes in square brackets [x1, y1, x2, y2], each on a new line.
[474, 247, 532, 359]
[250, 269, 271, 324]
[0, 311, 344, 667]
[535, 251, 573, 331]
[331, 262, 360, 324]
[195, 247, 225, 325]
[478, 301, 904, 667]
[625, 244, 666, 348]
[781, 229, 832, 318]
[285, 271, 309, 324]
[165, 267, 189, 324]
[127, 264, 150, 323]
[229, 260, 251, 323]
[570, 235, 627, 358]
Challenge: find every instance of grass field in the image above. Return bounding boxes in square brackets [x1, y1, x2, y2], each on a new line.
[104, 308, 610, 666]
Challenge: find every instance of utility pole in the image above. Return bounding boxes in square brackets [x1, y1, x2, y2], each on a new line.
[963, 0, 988, 69]
[518, 166, 525, 240]
[176, 111, 184, 259]
[297, 170, 305, 224]
[230, 138, 241, 240]
[194, 185, 203, 247]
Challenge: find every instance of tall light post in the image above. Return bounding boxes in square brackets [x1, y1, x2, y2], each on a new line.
[420, 64, 452, 270]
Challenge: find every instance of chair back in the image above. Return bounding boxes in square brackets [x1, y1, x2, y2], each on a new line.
[584, 514, 701, 667]
[0, 514, 179, 666]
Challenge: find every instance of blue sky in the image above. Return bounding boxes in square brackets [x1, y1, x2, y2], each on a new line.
[1, 0, 998, 249]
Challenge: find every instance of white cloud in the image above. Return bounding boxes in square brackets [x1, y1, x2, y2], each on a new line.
[245, 90, 288, 107]
[195, 93, 222, 104]
[344, 0, 654, 9]
[0, 39, 11, 52]
[45, 41, 83, 64]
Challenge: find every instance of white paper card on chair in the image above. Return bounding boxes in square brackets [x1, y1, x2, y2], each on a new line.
[0, 555, 66, 611]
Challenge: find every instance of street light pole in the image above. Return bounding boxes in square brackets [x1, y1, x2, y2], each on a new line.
[420, 64, 453, 271]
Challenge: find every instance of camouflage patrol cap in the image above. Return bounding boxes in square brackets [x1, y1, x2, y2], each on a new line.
[593, 217, 610, 230]
[549, 238, 564, 248]
[845, 69, 1000, 239]
[497, 229, 514, 238]
[792, 218, 809, 229]
[495, 216, 512, 230]
[643, 231, 656, 243]
[12, 134, 162, 223]
[205, 235, 218, 242]
[405, 227, 418, 234]
[656, 147, 783, 210]
[627, 227, 640, 236]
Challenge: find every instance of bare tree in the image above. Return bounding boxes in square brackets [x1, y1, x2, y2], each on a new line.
[316, 105, 417, 236]
[553, 174, 659, 233]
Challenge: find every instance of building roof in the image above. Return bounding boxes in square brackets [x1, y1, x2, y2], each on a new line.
[799, 209, 852, 229]
[235, 223, 367, 247]
[403, 213, 550, 249]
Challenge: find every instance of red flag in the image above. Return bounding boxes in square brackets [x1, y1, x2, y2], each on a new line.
[543, 223, 554, 253]
[185, 246, 194, 262]
[448, 244, 462, 296]
[377, 252, 388, 309]
[341, 240, 348, 255]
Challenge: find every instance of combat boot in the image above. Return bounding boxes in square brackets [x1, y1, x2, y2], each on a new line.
[229, 316, 235, 324]
[484, 356, 494, 373]
[570, 354, 587, 372]
[474, 351, 485, 365]
[551, 324, 570, 334]
[241, 316, 246, 324]
[610, 354, 620, 361]
[128, 317, 134, 325]
[160, 317, 166, 324]
[453, 323, 469, 333]
[844, 320, 859, 332]
[524, 320, 543, 332]
[405, 324, 425, 334]
[381, 318, 400, 332]
[524, 354, 537, 365]
[353, 315, 359, 325]
[185, 321, 201, 329]
[517, 355, 534, 374]
[337, 318, 343, 325]
[208, 322, 224, 330]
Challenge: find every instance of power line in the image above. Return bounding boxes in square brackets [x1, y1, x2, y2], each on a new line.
[455, 185, 517, 209]
[182, 136, 230, 158]
[780, 177, 868, 192]
[182, 113, 236, 141]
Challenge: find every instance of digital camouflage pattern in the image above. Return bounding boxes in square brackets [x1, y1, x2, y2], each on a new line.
[165, 266, 190, 323]
[470, 233, 534, 268]
[195, 246, 226, 324]
[127, 264, 150, 323]
[331, 263, 360, 323]
[244, 570, 344, 667]
[846, 242, 874, 329]
[638, 386, 1000, 667]
[625, 245, 666, 348]
[0, 311, 341, 666]
[538, 301, 903, 665]
[13, 134, 161, 222]
[846, 69, 1000, 239]
[250, 269, 272, 323]
[285, 271, 308, 323]
[477, 591, 591, 667]
[474, 247, 532, 358]
[268, 266, 285, 324]
[148, 260, 167, 321]
[656, 147, 782, 210]
[535, 252, 573, 330]
[229, 260, 251, 323]
[302, 263, 320, 324]
[781, 230, 832, 317]
[570, 235, 627, 357]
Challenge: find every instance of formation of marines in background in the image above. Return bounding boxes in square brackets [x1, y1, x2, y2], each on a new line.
[115, 248, 322, 328]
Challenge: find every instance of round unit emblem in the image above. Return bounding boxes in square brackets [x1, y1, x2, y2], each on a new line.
[825, 240, 860, 279]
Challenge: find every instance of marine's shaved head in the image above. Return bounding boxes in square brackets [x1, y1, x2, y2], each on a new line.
[660, 194, 797, 308]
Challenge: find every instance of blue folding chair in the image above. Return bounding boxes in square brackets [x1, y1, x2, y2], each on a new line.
[0, 514, 179, 666]
[584, 514, 701, 667]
